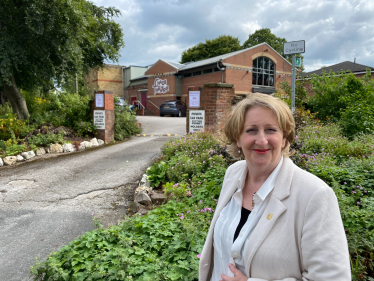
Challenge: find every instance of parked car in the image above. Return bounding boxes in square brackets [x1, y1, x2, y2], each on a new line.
[115, 97, 136, 111]
[159, 100, 187, 117]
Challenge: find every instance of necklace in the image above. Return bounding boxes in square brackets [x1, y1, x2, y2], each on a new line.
[252, 191, 256, 209]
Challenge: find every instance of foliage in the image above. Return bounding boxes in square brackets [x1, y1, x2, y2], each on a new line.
[30, 127, 374, 280]
[114, 106, 141, 141]
[180, 35, 241, 63]
[0, 103, 31, 140]
[0, 0, 124, 117]
[27, 132, 65, 147]
[163, 182, 191, 199]
[241, 28, 303, 63]
[276, 75, 310, 109]
[146, 162, 167, 188]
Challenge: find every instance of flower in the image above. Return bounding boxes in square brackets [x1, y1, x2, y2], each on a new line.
[352, 191, 356, 194]
[91, 213, 94, 216]
[197, 254, 201, 259]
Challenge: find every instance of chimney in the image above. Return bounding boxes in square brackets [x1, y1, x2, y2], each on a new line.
[354, 58, 356, 64]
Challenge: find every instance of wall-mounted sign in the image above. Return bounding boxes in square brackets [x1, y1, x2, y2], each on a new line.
[95, 93, 104, 107]
[189, 91, 200, 108]
[152, 78, 169, 94]
[94, 110, 105, 129]
[283, 40, 305, 55]
[189, 110, 205, 133]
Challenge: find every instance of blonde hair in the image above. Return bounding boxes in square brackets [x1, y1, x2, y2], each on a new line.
[224, 93, 295, 159]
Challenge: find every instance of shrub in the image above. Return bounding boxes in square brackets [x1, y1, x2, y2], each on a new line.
[114, 107, 141, 141]
[27, 132, 65, 147]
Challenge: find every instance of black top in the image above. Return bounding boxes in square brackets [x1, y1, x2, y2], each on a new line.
[233, 207, 251, 242]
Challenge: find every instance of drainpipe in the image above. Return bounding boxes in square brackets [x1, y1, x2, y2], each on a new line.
[217, 59, 226, 83]
[122, 66, 125, 99]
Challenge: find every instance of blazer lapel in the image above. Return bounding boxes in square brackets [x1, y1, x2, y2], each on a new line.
[244, 157, 296, 276]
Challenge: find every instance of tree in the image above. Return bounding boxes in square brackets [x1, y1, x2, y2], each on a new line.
[242, 28, 302, 63]
[180, 35, 241, 63]
[0, 0, 124, 120]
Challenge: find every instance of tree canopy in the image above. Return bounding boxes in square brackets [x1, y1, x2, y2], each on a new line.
[180, 29, 303, 65]
[180, 35, 241, 64]
[0, 0, 124, 119]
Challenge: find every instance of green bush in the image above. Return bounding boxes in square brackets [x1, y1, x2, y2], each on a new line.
[27, 132, 65, 147]
[114, 107, 141, 141]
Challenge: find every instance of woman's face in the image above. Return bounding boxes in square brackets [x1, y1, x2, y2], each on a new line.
[237, 107, 285, 172]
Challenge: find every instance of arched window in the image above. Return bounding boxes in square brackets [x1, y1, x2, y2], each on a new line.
[252, 57, 275, 87]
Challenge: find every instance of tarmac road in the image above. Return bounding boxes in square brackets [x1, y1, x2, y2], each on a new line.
[0, 116, 186, 281]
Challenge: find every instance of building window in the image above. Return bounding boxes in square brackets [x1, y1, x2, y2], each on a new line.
[252, 57, 275, 87]
[192, 71, 201, 76]
[203, 69, 213, 74]
[184, 73, 192, 78]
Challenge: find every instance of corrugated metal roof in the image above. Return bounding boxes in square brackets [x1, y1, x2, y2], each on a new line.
[306, 61, 374, 76]
[177, 42, 290, 71]
[167, 61, 185, 69]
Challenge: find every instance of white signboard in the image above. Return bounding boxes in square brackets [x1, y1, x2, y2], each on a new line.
[189, 91, 200, 108]
[283, 40, 305, 55]
[189, 110, 205, 133]
[94, 110, 105, 129]
[95, 93, 104, 107]
[152, 78, 169, 94]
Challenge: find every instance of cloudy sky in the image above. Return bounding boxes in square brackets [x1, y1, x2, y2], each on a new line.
[91, 0, 374, 72]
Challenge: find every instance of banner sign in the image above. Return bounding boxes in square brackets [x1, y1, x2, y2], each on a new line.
[152, 78, 169, 94]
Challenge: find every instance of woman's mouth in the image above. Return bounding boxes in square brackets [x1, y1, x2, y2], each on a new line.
[253, 149, 270, 154]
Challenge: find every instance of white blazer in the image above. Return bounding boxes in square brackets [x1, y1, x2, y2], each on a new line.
[199, 157, 351, 281]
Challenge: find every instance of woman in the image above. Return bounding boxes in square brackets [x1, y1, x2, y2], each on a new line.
[199, 93, 350, 281]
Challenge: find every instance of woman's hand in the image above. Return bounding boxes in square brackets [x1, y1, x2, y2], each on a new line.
[220, 263, 248, 281]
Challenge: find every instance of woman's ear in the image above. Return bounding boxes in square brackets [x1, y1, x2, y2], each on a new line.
[282, 137, 286, 149]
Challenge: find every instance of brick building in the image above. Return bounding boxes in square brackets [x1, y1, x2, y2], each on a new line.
[85, 43, 293, 115]
[84, 64, 124, 97]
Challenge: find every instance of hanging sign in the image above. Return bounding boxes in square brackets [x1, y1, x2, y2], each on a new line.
[94, 110, 105, 129]
[189, 110, 205, 133]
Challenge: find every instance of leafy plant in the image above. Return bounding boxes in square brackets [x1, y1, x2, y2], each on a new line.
[27, 132, 65, 147]
[146, 162, 167, 187]
[114, 106, 141, 141]
[163, 182, 191, 199]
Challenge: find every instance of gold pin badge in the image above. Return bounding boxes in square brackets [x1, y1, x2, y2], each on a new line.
[266, 213, 273, 220]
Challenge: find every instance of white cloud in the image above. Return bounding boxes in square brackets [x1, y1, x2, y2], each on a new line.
[241, 21, 262, 36]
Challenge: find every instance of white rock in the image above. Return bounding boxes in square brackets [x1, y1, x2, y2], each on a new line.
[97, 139, 104, 146]
[0, 158, 3, 166]
[78, 142, 86, 151]
[3, 156, 17, 166]
[81, 141, 92, 149]
[36, 147, 46, 156]
[63, 143, 76, 153]
[50, 143, 63, 153]
[16, 155, 25, 162]
[90, 138, 99, 147]
[21, 151, 36, 160]
[134, 190, 152, 206]
[139, 174, 151, 188]
[134, 186, 152, 197]
[45, 147, 51, 153]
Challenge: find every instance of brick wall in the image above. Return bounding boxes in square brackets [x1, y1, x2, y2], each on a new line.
[127, 82, 148, 103]
[186, 83, 235, 133]
[182, 71, 223, 96]
[145, 60, 177, 76]
[85, 65, 124, 98]
[92, 91, 114, 143]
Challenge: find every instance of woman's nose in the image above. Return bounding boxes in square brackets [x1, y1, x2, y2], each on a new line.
[255, 131, 268, 146]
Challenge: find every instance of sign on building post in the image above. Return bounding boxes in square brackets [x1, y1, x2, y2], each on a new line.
[283, 40, 305, 114]
[295, 57, 302, 67]
[189, 91, 200, 108]
[189, 110, 205, 133]
[95, 93, 104, 107]
[94, 110, 105, 129]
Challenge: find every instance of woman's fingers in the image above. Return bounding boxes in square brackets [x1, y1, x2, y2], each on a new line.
[220, 264, 248, 281]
